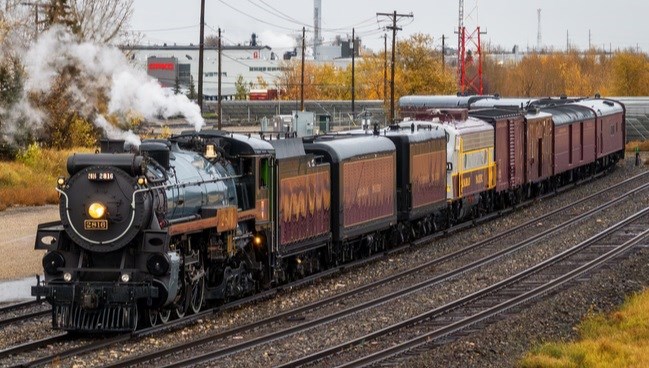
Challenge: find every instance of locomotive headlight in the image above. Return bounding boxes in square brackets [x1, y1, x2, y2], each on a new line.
[88, 202, 106, 219]
[63, 272, 73, 282]
[137, 176, 147, 186]
[253, 234, 264, 247]
[57, 177, 66, 186]
[120, 273, 130, 283]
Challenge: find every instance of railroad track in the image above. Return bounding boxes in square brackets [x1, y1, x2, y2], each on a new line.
[315, 208, 649, 367]
[83, 172, 649, 368]
[4, 169, 646, 367]
[0, 300, 50, 329]
[0, 300, 39, 315]
[1, 251, 397, 368]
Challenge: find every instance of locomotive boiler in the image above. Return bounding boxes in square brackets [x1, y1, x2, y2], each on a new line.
[32, 134, 266, 331]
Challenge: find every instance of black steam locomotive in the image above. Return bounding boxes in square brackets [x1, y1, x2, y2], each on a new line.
[32, 96, 626, 332]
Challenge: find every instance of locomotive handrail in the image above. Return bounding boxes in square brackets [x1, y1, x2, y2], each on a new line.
[130, 174, 243, 206]
[57, 188, 137, 246]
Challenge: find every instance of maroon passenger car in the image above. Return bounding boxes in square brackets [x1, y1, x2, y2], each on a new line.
[269, 139, 332, 256]
[304, 136, 397, 248]
[541, 104, 597, 180]
[574, 98, 626, 167]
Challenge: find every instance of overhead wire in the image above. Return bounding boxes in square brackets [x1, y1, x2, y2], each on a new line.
[217, 0, 305, 32]
[132, 24, 200, 33]
[248, 0, 310, 27]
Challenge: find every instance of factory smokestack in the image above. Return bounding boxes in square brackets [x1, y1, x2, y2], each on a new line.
[314, 0, 322, 60]
[537, 8, 542, 51]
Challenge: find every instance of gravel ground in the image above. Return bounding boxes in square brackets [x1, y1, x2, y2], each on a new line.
[0, 205, 58, 280]
[405, 246, 649, 368]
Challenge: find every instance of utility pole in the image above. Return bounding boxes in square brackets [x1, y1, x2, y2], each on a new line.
[377, 10, 413, 123]
[21, 2, 48, 38]
[442, 34, 445, 68]
[566, 30, 569, 51]
[300, 26, 305, 111]
[197, 0, 205, 112]
[218, 27, 222, 130]
[351, 28, 355, 120]
[456, 0, 464, 87]
[588, 29, 591, 50]
[383, 33, 387, 113]
[537, 9, 542, 51]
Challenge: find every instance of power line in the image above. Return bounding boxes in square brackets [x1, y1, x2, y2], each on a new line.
[132, 24, 199, 33]
[250, 0, 310, 27]
[217, 0, 306, 32]
[255, 0, 377, 32]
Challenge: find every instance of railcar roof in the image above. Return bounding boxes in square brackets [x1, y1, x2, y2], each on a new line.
[175, 129, 274, 155]
[308, 135, 395, 161]
[524, 110, 553, 120]
[469, 97, 534, 109]
[399, 95, 492, 108]
[541, 105, 597, 125]
[333, 126, 446, 142]
[398, 118, 493, 135]
[268, 138, 305, 159]
[469, 108, 525, 121]
[382, 127, 446, 142]
[572, 99, 624, 117]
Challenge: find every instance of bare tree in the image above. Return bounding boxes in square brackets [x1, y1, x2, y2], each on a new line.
[70, 0, 133, 44]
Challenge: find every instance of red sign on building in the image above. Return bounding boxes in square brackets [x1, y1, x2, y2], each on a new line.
[148, 63, 175, 71]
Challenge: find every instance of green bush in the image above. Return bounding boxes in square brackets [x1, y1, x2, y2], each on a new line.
[16, 143, 43, 168]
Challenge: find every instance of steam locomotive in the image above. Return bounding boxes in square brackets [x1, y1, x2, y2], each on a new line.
[32, 95, 626, 332]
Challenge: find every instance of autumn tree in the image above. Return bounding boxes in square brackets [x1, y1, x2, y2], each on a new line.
[235, 74, 249, 99]
[277, 33, 455, 107]
[0, 0, 136, 150]
[70, 0, 134, 44]
[610, 52, 649, 96]
[45, 0, 81, 35]
[483, 52, 616, 97]
[256, 76, 269, 89]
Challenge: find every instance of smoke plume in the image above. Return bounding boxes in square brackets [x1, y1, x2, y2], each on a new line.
[12, 26, 204, 146]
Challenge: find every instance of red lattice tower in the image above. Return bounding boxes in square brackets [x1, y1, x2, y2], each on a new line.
[459, 25, 483, 95]
[456, 0, 484, 95]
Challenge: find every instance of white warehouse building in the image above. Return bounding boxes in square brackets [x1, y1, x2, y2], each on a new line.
[122, 44, 289, 99]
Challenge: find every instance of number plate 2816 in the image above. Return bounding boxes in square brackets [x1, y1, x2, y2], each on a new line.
[84, 220, 108, 230]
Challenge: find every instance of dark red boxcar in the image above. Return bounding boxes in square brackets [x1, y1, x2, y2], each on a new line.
[304, 136, 397, 243]
[542, 104, 597, 175]
[469, 108, 526, 193]
[524, 110, 554, 184]
[269, 139, 331, 254]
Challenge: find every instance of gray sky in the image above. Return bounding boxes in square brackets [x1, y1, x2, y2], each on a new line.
[131, 0, 647, 53]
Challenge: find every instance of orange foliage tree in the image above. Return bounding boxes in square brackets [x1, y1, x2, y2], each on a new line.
[482, 51, 649, 97]
[277, 34, 455, 103]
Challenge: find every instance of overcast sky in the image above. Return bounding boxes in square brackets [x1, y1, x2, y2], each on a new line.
[130, 0, 647, 54]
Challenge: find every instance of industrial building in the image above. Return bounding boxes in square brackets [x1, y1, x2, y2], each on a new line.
[122, 43, 284, 100]
[122, 36, 360, 101]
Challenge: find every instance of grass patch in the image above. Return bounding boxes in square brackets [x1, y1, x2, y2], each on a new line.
[0, 145, 93, 211]
[625, 141, 649, 152]
[519, 291, 649, 367]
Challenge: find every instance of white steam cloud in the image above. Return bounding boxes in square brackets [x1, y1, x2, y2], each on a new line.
[16, 26, 204, 146]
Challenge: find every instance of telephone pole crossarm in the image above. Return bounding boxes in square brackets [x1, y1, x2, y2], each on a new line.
[376, 11, 413, 123]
